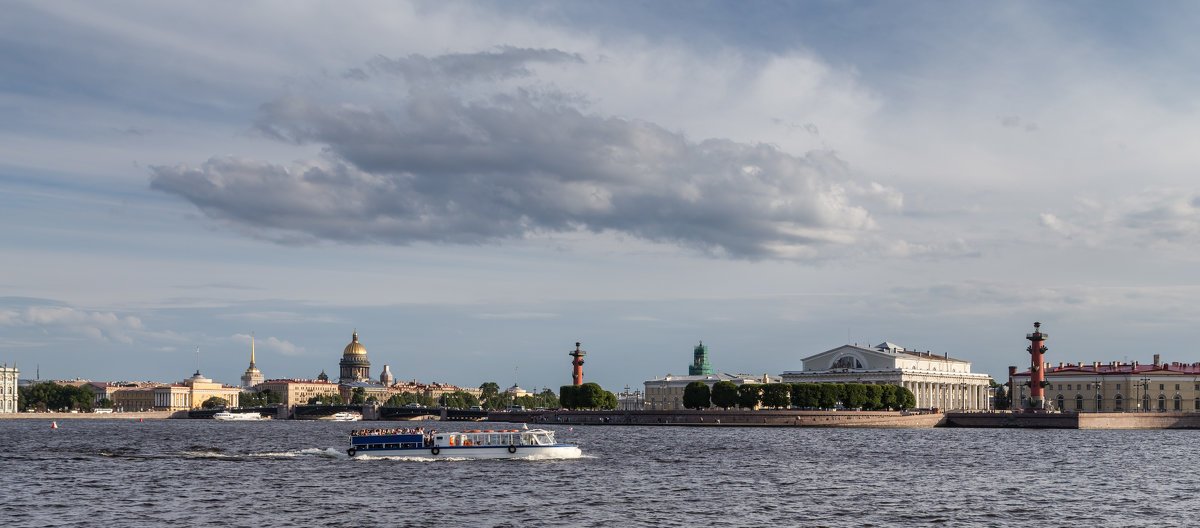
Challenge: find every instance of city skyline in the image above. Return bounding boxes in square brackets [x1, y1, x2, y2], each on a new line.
[4, 2, 1200, 390]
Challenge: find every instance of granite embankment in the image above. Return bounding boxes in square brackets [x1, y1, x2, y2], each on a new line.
[0, 411, 180, 420]
[492, 409, 946, 427]
[944, 411, 1200, 429]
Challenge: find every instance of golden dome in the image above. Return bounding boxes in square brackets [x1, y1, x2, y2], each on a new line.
[343, 330, 367, 356]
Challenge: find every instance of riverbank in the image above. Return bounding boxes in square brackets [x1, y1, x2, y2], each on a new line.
[490, 409, 946, 427]
[0, 411, 179, 420]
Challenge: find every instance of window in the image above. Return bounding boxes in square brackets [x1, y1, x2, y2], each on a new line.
[1157, 396, 1165, 411]
[1058, 384, 1062, 391]
[1067, 384, 1073, 390]
[1117, 384, 1122, 390]
[1160, 384, 1165, 391]
[1175, 384, 1180, 391]
[1075, 395, 1083, 411]
[1115, 394, 1123, 411]
[1086, 384, 1091, 390]
[1195, 398, 1199, 410]
[1174, 395, 1182, 411]
[1096, 393, 1103, 411]
[1056, 394, 1065, 410]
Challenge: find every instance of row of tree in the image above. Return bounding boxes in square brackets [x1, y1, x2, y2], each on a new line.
[684, 382, 918, 411]
[559, 383, 618, 410]
[17, 382, 96, 412]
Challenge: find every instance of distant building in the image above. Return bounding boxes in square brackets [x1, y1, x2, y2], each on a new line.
[780, 342, 991, 410]
[241, 335, 265, 389]
[379, 365, 395, 386]
[688, 341, 713, 375]
[644, 373, 778, 410]
[338, 331, 371, 383]
[257, 379, 340, 407]
[113, 386, 157, 411]
[1, 363, 17, 413]
[153, 370, 241, 411]
[1011, 356, 1200, 412]
[317, 370, 329, 382]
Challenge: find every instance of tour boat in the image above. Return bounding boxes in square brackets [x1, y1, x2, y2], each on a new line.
[212, 411, 269, 421]
[330, 411, 362, 421]
[346, 428, 581, 459]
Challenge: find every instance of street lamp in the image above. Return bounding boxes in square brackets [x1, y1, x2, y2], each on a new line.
[1138, 377, 1151, 412]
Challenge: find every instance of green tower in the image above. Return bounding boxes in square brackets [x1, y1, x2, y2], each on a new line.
[689, 340, 713, 375]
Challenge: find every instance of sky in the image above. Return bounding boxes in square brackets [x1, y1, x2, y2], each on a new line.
[3, 1, 1200, 391]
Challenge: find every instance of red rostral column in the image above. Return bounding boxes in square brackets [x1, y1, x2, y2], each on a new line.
[1026, 322, 1049, 410]
[569, 342, 586, 386]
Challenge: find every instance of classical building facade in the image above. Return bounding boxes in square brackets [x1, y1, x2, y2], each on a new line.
[241, 335, 264, 389]
[644, 373, 778, 410]
[153, 371, 241, 411]
[780, 342, 992, 410]
[1, 363, 17, 413]
[1010, 357, 1200, 412]
[257, 379, 340, 407]
[339, 331, 371, 383]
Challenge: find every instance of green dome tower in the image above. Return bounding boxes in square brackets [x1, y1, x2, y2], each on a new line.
[689, 341, 713, 375]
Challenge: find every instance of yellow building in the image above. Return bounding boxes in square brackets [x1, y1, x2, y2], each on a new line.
[257, 379, 340, 407]
[153, 371, 241, 411]
[1011, 357, 1200, 412]
[112, 386, 157, 411]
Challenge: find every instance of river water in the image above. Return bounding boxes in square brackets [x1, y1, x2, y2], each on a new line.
[0, 419, 1192, 526]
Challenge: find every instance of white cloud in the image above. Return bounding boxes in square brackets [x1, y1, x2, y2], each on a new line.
[0, 306, 144, 344]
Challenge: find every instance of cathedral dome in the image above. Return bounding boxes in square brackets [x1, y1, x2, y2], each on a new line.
[343, 331, 367, 356]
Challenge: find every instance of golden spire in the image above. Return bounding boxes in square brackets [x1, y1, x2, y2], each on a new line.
[250, 332, 256, 367]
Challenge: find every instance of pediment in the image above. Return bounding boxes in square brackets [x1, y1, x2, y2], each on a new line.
[801, 345, 899, 371]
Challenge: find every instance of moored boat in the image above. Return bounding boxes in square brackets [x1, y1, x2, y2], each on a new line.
[213, 411, 268, 421]
[330, 411, 362, 421]
[347, 428, 580, 459]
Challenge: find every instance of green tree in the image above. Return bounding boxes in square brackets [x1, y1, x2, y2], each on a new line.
[19, 382, 94, 412]
[737, 384, 761, 409]
[760, 384, 791, 409]
[97, 398, 114, 409]
[711, 381, 739, 409]
[581, 382, 607, 409]
[350, 387, 366, 404]
[439, 391, 481, 409]
[880, 385, 899, 410]
[994, 385, 1009, 410]
[863, 385, 884, 410]
[559, 385, 580, 409]
[600, 390, 618, 410]
[842, 384, 867, 409]
[790, 383, 820, 408]
[535, 388, 560, 409]
[201, 396, 228, 409]
[683, 381, 711, 409]
[817, 384, 840, 409]
[479, 382, 501, 408]
[896, 386, 916, 409]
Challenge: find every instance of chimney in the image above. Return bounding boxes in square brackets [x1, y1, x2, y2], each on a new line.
[1153, 354, 1161, 366]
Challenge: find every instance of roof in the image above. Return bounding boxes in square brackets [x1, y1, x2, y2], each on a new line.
[805, 343, 969, 364]
[1014, 362, 1200, 377]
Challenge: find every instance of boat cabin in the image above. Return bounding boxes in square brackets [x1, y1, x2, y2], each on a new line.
[431, 430, 553, 448]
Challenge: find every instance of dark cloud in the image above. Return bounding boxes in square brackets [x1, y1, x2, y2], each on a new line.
[152, 49, 888, 259]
